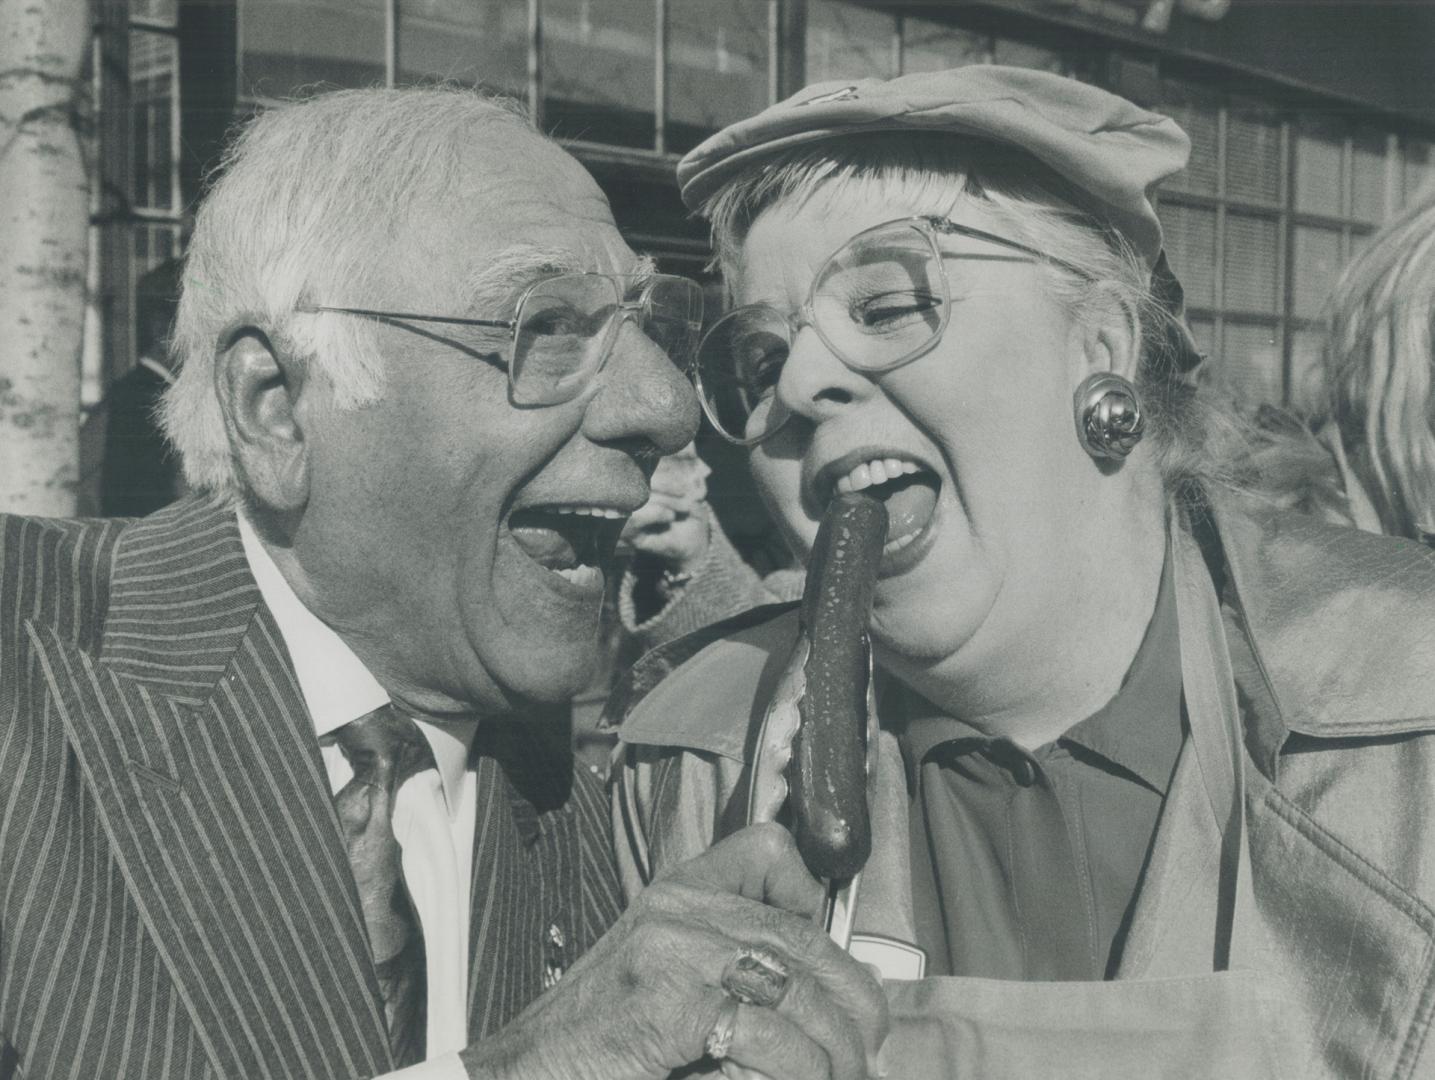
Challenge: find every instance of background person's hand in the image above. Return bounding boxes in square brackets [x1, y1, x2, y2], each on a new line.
[621, 442, 713, 578]
[458, 823, 888, 1080]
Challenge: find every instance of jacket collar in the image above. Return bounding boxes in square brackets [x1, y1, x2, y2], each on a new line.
[98, 492, 267, 701]
[1208, 490, 1435, 747]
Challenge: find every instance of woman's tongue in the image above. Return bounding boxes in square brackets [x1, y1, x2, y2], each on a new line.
[868, 474, 938, 544]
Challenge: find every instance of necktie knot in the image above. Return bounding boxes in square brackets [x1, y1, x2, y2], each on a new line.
[334, 704, 437, 795]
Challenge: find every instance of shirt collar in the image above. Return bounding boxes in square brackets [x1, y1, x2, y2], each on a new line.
[237, 512, 390, 738]
[236, 513, 479, 807]
[895, 550, 1183, 796]
[1055, 552, 1183, 794]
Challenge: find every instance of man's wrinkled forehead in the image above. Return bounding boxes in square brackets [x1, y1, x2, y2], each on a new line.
[455, 129, 636, 273]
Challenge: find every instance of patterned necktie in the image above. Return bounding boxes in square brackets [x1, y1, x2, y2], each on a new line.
[331, 704, 434, 1067]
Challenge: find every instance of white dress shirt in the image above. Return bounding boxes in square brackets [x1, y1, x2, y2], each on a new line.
[238, 515, 473, 1080]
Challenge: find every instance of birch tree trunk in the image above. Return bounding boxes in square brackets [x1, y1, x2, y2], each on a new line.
[0, 0, 91, 516]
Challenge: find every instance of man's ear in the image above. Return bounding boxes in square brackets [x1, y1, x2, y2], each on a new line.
[214, 330, 311, 512]
[1075, 283, 1141, 382]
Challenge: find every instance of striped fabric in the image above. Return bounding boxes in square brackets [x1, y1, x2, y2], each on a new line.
[0, 496, 623, 1079]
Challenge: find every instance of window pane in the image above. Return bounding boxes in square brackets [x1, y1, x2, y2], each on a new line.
[990, 38, 1062, 73]
[1223, 212, 1279, 314]
[1226, 108, 1281, 205]
[130, 30, 177, 212]
[1288, 326, 1328, 416]
[1404, 137, 1435, 207]
[901, 18, 986, 74]
[806, 1, 895, 83]
[543, 0, 656, 148]
[1160, 86, 1219, 197]
[1351, 130, 1388, 223]
[1157, 203, 1216, 309]
[239, 0, 386, 99]
[1218, 321, 1283, 407]
[133, 0, 177, 23]
[667, 0, 770, 154]
[1294, 121, 1343, 217]
[398, 0, 527, 97]
[1292, 225, 1341, 319]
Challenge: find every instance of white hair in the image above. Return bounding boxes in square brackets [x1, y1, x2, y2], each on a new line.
[162, 86, 537, 495]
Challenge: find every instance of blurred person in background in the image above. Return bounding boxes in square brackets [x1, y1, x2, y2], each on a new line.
[617, 441, 801, 643]
[1305, 180, 1435, 543]
[609, 66, 1435, 1078]
[97, 257, 185, 516]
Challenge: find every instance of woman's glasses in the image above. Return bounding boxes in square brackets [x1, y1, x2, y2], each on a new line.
[693, 216, 1084, 446]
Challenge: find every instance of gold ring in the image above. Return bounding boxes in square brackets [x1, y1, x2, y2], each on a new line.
[721, 945, 790, 1008]
[704, 997, 740, 1060]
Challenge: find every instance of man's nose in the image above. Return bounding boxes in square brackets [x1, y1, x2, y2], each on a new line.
[582, 319, 700, 455]
[776, 325, 878, 426]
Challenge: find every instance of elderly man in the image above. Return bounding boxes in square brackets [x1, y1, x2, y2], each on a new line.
[0, 88, 883, 1080]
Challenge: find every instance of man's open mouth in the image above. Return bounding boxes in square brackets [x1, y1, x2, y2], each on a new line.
[507, 505, 629, 591]
[825, 455, 941, 557]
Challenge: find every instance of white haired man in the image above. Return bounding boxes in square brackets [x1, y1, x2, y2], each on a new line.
[0, 88, 884, 1080]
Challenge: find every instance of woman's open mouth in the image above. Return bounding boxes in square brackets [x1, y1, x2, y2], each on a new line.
[505, 504, 629, 594]
[824, 454, 941, 575]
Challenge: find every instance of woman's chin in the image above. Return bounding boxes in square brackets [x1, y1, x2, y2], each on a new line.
[872, 602, 984, 666]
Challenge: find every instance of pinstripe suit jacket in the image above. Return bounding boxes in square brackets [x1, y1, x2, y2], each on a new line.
[0, 496, 623, 1080]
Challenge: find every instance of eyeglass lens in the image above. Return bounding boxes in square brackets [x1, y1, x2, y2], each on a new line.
[696, 220, 949, 443]
[510, 274, 703, 406]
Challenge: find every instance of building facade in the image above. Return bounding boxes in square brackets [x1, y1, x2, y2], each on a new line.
[87, 0, 1435, 542]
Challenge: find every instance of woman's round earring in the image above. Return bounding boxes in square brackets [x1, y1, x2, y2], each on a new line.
[1074, 372, 1145, 460]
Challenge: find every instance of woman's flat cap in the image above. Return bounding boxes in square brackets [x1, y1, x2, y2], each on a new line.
[677, 64, 1191, 274]
[678, 64, 1203, 371]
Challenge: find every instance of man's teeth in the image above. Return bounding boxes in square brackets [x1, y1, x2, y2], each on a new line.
[551, 564, 603, 589]
[549, 505, 626, 519]
[835, 457, 922, 494]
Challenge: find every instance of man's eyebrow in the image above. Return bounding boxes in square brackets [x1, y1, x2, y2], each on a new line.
[462, 248, 660, 311]
[625, 255, 657, 290]
[464, 246, 578, 310]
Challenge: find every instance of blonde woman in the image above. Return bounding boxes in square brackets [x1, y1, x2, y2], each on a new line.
[1313, 180, 1435, 541]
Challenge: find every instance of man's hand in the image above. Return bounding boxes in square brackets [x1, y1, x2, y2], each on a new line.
[459, 823, 888, 1080]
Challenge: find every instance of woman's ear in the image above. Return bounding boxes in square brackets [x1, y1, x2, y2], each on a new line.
[1076, 282, 1141, 382]
[214, 329, 311, 512]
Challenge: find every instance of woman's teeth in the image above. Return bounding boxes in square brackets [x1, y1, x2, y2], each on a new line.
[827, 456, 938, 557]
[834, 457, 921, 494]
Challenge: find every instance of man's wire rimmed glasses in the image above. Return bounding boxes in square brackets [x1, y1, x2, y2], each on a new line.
[298, 271, 704, 407]
[693, 215, 1088, 446]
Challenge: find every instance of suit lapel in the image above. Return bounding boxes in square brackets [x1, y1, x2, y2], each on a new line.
[27, 497, 391, 1080]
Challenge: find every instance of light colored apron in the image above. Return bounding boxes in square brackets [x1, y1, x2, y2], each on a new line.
[848, 524, 1310, 1078]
